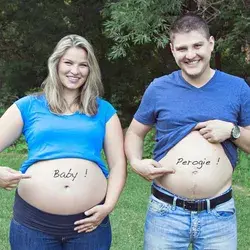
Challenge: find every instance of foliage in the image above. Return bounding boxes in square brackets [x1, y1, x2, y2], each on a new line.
[102, 0, 184, 60]
[234, 150, 250, 189]
[212, 0, 250, 77]
[4, 136, 27, 154]
[143, 129, 155, 159]
[0, 83, 18, 109]
[0, 0, 70, 97]
[0, 0, 249, 126]
[0, 0, 109, 105]
[0, 108, 4, 117]
[102, 0, 250, 80]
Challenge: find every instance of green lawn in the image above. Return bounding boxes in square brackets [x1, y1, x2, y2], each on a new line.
[0, 152, 250, 250]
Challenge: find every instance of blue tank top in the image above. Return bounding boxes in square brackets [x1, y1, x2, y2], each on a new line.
[15, 94, 116, 177]
[134, 70, 250, 169]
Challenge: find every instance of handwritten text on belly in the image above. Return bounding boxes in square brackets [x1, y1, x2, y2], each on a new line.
[176, 157, 220, 169]
[53, 168, 82, 181]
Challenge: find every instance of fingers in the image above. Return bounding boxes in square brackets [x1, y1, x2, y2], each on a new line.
[6, 168, 20, 174]
[143, 167, 175, 181]
[199, 127, 210, 135]
[20, 174, 32, 179]
[150, 160, 163, 168]
[131, 159, 175, 182]
[74, 222, 98, 233]
[144, 173, 168, 182]
[153, 167, 175, 174]
[83, 225, 98, 233]
[4, 184, 17, 191]
[75, 216, 95, 226]
[195, 123, 215, 142]
[74, 205, 109, 233]
[84, 206, 98, 216]
[194, 122, 207, 130]
[5, 174, 29, 183]
[5, 168, 31, 179]
[74, 215, 100, 233]
[74, 206, 99, 228]
[149, 160, 175, 174]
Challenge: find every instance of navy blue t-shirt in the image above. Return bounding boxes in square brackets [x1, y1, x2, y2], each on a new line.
[134, 70, 250, 169]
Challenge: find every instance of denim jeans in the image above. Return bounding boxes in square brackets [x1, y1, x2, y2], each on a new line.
[144, 186, 237, 250]
[9, 216, 112, 250]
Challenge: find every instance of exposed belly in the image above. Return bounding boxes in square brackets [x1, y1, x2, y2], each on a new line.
[18, 158, 107, 215]
[155, 131, 233, 199]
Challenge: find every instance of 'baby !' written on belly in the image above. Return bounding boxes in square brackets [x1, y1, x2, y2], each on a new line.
[53, 168, 88, 181]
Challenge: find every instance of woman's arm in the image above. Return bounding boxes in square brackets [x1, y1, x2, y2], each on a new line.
[102, 114, 127, 211]
[74, 114, 126, 233]
[0, 104, 23, 151]
[0, 104, 31, 189]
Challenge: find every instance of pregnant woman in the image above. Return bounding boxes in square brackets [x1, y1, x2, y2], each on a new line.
[0, 34, 126, 250]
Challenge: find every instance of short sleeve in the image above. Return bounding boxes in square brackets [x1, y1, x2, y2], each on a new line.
[238, 81, 250, 127]
[97, 98, 117, 123]
[134, 81, 157, 125]
[14, 96, 33, 125]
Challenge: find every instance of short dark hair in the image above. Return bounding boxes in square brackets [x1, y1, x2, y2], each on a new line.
[170, 13, 210, 42]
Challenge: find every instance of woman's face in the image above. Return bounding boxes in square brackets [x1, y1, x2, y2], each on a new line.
[58, 47, 90, 94]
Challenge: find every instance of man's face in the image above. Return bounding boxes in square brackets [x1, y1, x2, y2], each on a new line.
[170, 30, 214, 81]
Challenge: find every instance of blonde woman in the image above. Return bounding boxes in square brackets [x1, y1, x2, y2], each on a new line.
[0, 34, 126, 250]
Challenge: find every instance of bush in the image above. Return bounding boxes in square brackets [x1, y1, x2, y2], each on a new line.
[4, 136, 28, 154]
[143, 129, 155, 159]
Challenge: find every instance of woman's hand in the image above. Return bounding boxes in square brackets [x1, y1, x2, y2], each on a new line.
[74, 204, 112, 233]
[0, 167, 31, 190]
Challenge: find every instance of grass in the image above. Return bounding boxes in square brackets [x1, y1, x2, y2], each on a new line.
[0, 152, 250, 250]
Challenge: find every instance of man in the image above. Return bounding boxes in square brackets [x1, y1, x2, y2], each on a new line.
[125, 13, 250, 250]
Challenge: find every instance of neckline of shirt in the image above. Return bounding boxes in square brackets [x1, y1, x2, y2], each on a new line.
[178, 69, 219, 90]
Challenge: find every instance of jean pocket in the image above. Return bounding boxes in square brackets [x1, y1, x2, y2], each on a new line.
[212, 198, 236, 220]
[99, 216, 110, 228]
[11, 218, 23, 227]
[148, 195, 172, 216]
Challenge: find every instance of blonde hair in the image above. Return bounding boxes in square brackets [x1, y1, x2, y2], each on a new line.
[42, 34, 104, 115]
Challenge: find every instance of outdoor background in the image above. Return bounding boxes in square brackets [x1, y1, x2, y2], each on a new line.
[0, 0, 250, 249]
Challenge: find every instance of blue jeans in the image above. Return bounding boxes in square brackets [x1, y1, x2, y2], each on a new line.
[9, 216, 112, 250]
[144, 186, 237, 250]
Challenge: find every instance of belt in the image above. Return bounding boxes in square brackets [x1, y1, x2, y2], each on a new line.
[152, 186, 232, 212]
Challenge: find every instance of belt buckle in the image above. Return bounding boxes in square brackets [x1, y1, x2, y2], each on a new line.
[182, 200, 195, 210]
[182, 200, 205, 211]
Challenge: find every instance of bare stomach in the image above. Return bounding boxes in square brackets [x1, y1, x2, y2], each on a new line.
[18, 158, 107, 215]
[155, 131, 233, 199]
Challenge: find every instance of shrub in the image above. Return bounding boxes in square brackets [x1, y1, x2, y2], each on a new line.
[143, 129, 155, 159]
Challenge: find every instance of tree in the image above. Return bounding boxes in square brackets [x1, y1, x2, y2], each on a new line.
[103, 0, 250, 76]
[102, 0, 184, 60]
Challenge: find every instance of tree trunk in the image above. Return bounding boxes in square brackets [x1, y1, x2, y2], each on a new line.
[215, 51, 221, 70]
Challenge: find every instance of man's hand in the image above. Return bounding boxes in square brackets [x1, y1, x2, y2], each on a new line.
[130, 159, 175, 181]
[0, 167, 31, 190]
[194, 120, 234, 143]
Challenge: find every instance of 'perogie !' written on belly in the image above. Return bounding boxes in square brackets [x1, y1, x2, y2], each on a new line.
[53, 168, 88, 181]
[176, 157, 220, 169]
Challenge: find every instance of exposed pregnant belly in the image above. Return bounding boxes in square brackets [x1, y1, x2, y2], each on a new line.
[18, 158, 107, 215]
[156, 131, 233, 199]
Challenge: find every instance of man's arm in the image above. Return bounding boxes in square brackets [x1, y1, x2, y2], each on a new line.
[125, 119, 175, 181]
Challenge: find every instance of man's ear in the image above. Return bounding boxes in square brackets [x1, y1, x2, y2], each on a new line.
[170, 43, 174, 54]
[209, 36, 215, 51]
